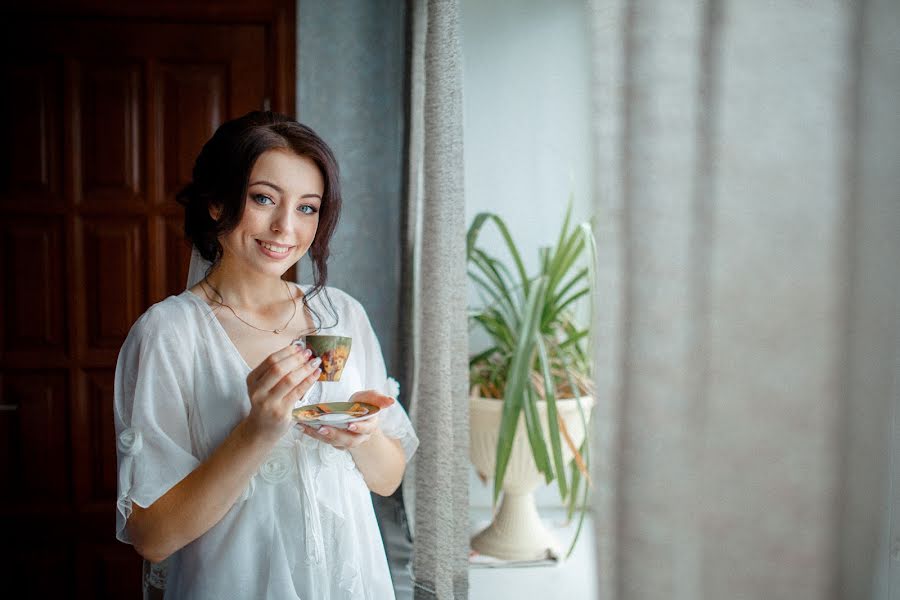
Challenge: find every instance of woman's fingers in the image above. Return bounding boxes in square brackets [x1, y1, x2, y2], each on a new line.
[282, 362, 324, 409]
[346, 418, 379, 435]
[285, 368, 324, 406]
[246, 343, 302, 386]
[252, 347, 314, 395]
[268, 357, 322, 405]
[294, 389, 390, 448]
[299, 422, 375, 449]
[348, 390, 395, 410]
[243, 344, 320, 440]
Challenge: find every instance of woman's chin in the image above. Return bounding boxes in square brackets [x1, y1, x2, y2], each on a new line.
[248, 259, 296, 279]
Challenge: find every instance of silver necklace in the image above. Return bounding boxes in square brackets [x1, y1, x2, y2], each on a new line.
[203, 278, 297, 334]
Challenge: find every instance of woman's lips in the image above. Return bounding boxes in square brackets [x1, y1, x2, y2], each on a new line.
[256, 239, 294, 259]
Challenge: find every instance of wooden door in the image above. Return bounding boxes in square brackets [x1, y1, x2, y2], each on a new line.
[0, 3, 294, 596]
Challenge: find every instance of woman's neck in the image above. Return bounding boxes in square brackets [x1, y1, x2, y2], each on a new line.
[203, 258, 293, 309]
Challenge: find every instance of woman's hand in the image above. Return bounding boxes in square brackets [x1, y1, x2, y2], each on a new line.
[298, 390, 395, 450]
[244, 344, 322, 442]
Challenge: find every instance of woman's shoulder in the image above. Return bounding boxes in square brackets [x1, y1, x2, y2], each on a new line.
[127, 292, 201, 343]
[116, 294, 199, 387]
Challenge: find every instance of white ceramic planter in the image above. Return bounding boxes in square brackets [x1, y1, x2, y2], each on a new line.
[469, 394, 594, 560]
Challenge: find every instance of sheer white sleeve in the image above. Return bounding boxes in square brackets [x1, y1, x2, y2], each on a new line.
[114, 307, 200, 544]
[356, 303, 419, 462]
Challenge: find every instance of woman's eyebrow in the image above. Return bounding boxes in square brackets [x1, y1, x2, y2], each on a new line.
[249, 180, 321, 200]
[249, 180, 283, 193]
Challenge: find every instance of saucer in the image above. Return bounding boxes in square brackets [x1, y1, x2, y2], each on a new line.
[292, 401, 380, 429]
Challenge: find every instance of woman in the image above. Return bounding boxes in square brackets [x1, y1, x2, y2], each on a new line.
[113, 111, 418, 599]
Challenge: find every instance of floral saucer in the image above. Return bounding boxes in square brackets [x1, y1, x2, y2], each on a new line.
[292, 401, 380, 429]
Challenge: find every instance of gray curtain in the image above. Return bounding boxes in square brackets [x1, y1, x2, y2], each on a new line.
[402, 0, 469, 598]
[589, 1, 900, 599]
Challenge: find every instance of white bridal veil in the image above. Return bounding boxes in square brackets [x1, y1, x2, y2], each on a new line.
[186, 246, 212, 289]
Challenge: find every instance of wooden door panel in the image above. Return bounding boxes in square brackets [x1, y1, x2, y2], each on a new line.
[80, 61, 145, 206]
[0, 60, 64, 206]
[23, 20, 267, 124]
[81, 217, 146, 356]
[8, 547, 73, 597]
[76, 542, 143, 599]
[0, 371, 70, 507]
[0, 218, 67, 359]
[83, 369, 117, 506]
[159, 63, 227, 203]
[1, 3, 292, 595]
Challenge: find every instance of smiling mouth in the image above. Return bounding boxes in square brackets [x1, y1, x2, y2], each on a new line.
[256, 240, 293, 254]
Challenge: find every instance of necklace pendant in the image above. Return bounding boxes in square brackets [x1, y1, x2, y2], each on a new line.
[273, 329, 280, 334]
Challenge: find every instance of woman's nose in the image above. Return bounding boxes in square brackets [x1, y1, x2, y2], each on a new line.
[270, 206, 294, 232]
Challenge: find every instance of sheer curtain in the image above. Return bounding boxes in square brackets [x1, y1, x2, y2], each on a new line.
[588, 1, 900, 599]
[402, 1, 469, 598]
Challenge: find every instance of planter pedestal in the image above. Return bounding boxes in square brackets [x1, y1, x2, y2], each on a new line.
[471, 491, 559, 560]
[469, 395, 594, 561]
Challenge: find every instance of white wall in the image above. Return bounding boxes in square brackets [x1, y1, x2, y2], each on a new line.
[461, 0, 593, 508]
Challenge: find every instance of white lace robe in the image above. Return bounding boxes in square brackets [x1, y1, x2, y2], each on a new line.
[114, 286, 418, 599]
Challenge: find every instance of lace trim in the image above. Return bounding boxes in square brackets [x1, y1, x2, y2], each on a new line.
[143, 558, 168, 591]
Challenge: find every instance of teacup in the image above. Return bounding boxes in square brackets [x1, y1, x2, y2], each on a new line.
[293, 335, 352, 382]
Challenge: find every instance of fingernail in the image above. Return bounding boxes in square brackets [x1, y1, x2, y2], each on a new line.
[313, 368, 322, 378]
[310, 357, 322, 368]
[348, 424, 357, 432]
[304, 349, 312, 358]
[320, 427, 330, 436]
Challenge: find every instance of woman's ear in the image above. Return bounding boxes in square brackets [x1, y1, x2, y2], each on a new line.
[208, 204, 222, 221]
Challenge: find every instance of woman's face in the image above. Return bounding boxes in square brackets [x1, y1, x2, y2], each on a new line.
[214, 149, 324, 278]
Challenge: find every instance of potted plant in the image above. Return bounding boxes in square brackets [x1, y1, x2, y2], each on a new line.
[467, 203, 595, 561]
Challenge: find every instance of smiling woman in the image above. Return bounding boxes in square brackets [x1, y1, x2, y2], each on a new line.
[179, 115, 341, 302]
[113, 111, 419, 599]
[211, 150, 323, 287]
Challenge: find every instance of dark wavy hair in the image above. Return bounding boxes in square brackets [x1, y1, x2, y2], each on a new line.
[176, 111, 341, 311]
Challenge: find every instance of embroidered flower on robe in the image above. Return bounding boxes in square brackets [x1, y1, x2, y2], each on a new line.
[259, 447, 293, 484]
[384, 376, 400, 399]
[117, 428, 143, 456]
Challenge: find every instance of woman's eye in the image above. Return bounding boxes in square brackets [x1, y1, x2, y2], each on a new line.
[298, 205, 317, 215]
[252, 194, 274, 205]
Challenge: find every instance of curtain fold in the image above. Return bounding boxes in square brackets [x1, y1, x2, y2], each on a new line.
[589, 1, 900, 599]
[402, 0, 469, 598]
[586, 2, 628, 598]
